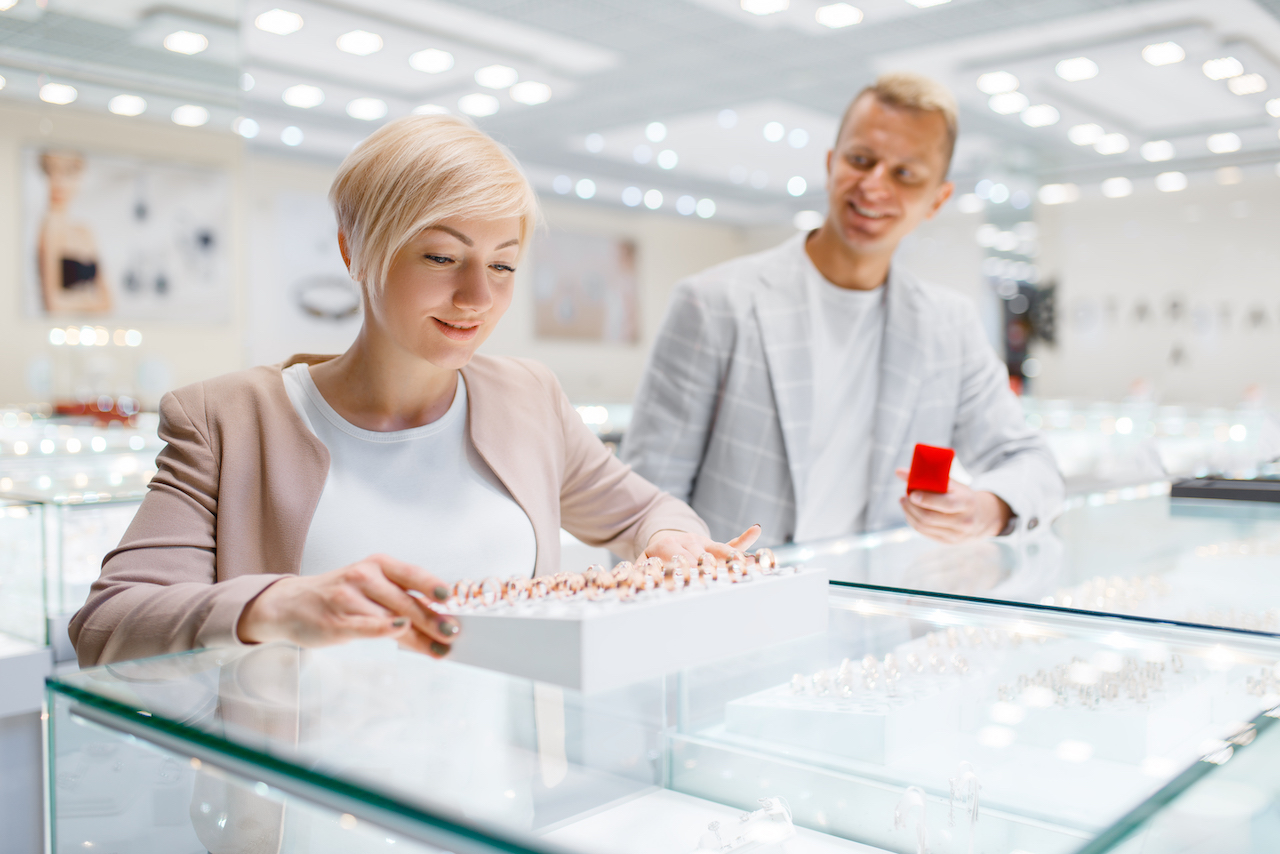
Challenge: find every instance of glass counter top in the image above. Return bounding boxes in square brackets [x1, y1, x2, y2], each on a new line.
[777, 484, 1280, 637]
[47, 587, 1280, 854]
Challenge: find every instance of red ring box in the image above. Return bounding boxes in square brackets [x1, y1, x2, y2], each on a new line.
[907, 443, 954, 494]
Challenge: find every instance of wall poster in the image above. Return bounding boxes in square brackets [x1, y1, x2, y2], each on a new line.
[22, 147, 231, 321]
[533, 230, 638, 343]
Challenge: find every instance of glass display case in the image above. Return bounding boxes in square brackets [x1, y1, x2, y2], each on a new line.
[776, 483, 1280, 637]
[47, 586, 1280, 854]
[0, 410, 162, 460]
[0, 453, 154, 650]
[0, 498, 45, 651]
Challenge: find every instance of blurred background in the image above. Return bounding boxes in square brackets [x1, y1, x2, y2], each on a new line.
[3, 0, 1280, 494]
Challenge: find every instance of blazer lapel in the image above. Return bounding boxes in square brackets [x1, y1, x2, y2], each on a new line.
[753, 237, 814, 503]
[867, 266, 927, 517]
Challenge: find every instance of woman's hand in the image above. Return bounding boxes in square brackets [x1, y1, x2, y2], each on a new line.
[643, 525, 762, 564]
[237, 554, 460, 658]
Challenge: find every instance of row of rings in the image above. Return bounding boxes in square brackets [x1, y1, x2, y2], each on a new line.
[449, 548, 779, 609]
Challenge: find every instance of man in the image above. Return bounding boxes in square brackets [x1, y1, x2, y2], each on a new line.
[622, 72, 1062, 547]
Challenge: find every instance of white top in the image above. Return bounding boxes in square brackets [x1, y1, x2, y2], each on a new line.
[792, 253, 886, 541]
[282, 363, 538, 581]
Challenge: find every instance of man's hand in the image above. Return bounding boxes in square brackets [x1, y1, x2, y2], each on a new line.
[237, 554, 460, 658]
[643, 525, 762, 564]
[895, 468, 1012, 544]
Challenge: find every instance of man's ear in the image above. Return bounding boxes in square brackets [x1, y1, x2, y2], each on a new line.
[925, 181, 955, 221]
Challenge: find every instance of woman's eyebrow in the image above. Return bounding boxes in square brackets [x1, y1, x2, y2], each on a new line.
[496, 238, 519, 250]
[428, 224, 473, 245]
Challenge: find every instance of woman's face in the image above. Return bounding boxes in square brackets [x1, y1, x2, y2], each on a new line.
[369, 216, 521, 370]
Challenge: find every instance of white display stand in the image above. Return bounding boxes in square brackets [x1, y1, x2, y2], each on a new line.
[449, 569, 829, 693]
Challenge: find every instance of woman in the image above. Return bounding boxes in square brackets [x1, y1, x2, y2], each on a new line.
[37, 150, 112, 315]
[70, 116, 757, 667]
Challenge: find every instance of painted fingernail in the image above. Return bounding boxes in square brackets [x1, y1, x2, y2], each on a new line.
[430, 641, 450, 656]
[438, 619, 459, 636]
[433, 585, 450, 601]
[392, 617, 408, 628]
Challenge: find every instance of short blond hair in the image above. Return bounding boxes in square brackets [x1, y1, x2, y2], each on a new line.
[838, 71, 959, 173]
[329, 114, 539, 294]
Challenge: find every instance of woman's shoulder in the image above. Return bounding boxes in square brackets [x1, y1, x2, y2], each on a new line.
[463, 353, 561, 397]
[164, 358, 321, 433]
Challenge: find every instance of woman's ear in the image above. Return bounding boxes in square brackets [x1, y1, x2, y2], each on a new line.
[337, 230, 353, 272]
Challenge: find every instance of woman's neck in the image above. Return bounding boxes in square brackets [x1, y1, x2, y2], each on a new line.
[307, 326, 459, 432]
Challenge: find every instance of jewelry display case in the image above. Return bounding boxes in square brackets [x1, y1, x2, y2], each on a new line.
[0, 498, 45, 651]
[46, 586, 1280, 854]
[778, 483, 1280, 637]
[0, 454, 154, 652]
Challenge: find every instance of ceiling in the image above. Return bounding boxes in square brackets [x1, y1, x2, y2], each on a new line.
[2, 0, 1279, 224]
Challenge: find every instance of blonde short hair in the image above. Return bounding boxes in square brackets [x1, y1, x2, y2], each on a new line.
[329, 114, 539, 294]
[838, 71, 959, 173]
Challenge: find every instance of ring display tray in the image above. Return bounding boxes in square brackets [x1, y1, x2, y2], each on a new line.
[449, 568, 829, 692]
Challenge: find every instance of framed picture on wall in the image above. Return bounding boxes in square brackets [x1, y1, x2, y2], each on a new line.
[22, 147, 231, 321]
[532, 229, 639, 343]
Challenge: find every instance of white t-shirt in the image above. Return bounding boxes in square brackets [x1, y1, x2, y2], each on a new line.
[282, 363, 538, 581]
[792, 253, 886, 542]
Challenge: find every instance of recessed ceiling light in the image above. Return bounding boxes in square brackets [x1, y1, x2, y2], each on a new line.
[1203, 57, 1243, 80]
[164, 30, 209, 55]
[633, 144, 652, 164]
[1216, 166, 1243, 185]
[989, 92, 1029, 115]
[763, 122, 785, 142]
[696, 198, 716, 218]
[622, 186, 642, 207]
[240, 72, 255, 91]
[677, 195, 697, 215]
[1267, 98, 1280, 117]
[788, 128, 809, 148]
[787, 176, 807, 196]
[645, 122, 667, 142]
[1155, 171, 1186, 192]
[0, 1, 18, 10]
[741, 0, 789, 15]
[584, 133, 604, 153]
[1055, 57, 1098, 82]
[657, 149, 678, 169]
[1207, 132, 1241, 153]
[337, 30, 382, 56]
[232, 117, 259, 138]
[1140, 140, 1175, 162]
[0, 75, 7, 91]
[552, 175, 571, 194]
[510, 82, 552, 105]
[409, 49, 454, 74]
[282, 84, 324, 108]
[475, 65, 518, 89]
[254, 9, 303, 35]
[108, 94, 146, 116]
[575, 179, 596, 199]
[1142, 42, 1184, 66]
[1100, 177, 1132, 198]
[976, 71, 1018, 94]
[458, 93, 499, 117]
[1094, 133, 1129, 155]
[643, 189, 663, 210]
[815, 3, 863, 27]
[346, 98, 387, 121]
[171, 105, 209, 127]
[1068, 123, 1104, 145]
[412, 104, 449, 115]
[39, 82, 77, 105]
[281, 126, 303, 146]
[1037, 183, 1079, 205]
[1021, 105, 1060, 127]
[1228, 74, 1266, 96]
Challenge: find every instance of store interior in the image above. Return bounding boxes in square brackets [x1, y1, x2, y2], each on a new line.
[4, 1, 1280, 853]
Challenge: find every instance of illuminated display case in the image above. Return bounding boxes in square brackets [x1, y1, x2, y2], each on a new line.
[0, 498, 45, 651]
[47, 586, 1280, 854]
[775, 484, 1280, 638]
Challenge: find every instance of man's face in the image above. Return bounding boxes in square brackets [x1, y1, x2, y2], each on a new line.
[824, 95, 955, 256]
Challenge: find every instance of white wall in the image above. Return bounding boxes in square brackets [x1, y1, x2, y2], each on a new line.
[1033, 166, 1280, 406]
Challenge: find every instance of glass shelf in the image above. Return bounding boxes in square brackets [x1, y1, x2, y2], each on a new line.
[47, 587, 1280, 854]
[0, 411, 162, 460]
[777, 485, 1280, 637]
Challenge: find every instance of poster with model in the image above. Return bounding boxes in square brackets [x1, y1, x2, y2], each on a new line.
[533, 230, 639, 343]
[22, 147, 231, 321]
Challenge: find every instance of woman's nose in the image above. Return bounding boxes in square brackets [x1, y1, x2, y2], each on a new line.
[453, 264, 494, 312]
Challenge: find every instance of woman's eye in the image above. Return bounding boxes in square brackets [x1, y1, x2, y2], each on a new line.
[491, 264, 516, 273]
[424, 254, 452, 264]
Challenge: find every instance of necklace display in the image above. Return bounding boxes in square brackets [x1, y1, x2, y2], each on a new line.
[443, 548, 781, 612]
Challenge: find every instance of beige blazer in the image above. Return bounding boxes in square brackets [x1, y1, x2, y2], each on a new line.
[70, 354, 708, 667]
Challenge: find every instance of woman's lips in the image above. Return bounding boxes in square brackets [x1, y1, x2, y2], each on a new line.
[432, 317, 480, 341]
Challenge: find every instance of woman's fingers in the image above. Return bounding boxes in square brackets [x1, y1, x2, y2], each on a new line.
[346, 557, 458, 644]
[726, 525, 762, 551]
[375, 555, 453, 605]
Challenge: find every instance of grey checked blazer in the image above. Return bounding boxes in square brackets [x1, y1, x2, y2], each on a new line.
[621, 234, 1064, 547]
